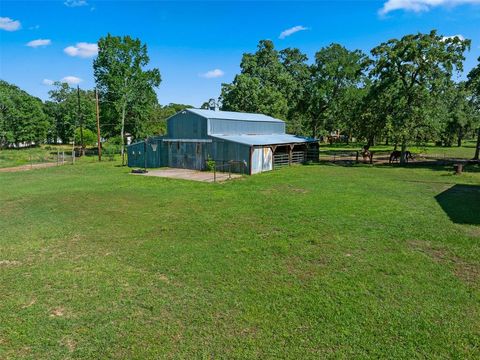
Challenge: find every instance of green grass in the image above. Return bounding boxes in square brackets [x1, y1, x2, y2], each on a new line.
[0, 145, 118, 169]
[0, 145, 77, 168]
[320, 140, 478, 159]
[1, 162, 479, 358]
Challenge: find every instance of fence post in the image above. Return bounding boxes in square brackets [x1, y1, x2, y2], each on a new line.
[214, 165, 216, 183]
[370, 152, 373, 164]
[356, 151, 359, 163]
[62, 151, 65, 164]
[72, 150, 75, 165]
[57, 151, 59, 166]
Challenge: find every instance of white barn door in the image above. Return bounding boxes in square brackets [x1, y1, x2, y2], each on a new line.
[251, 147, 273, 174]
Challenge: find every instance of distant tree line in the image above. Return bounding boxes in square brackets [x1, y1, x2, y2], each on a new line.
[1, 30, 480, 162]
[221, 30, 480, 162]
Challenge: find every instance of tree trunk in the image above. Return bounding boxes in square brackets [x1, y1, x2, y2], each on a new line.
[457, 128, 462, 148]
[367, 136, 374, 148]
[474, 127, 480, 160]
[121, 101, 126, 166]
[385, 136, 389, 146]
[400, 142, 407, 164]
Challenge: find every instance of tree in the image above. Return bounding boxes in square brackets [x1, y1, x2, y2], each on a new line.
[45, 82, 96, 145]
[438, 82, 477, 147]
[74, 128, 97, 147]
[467, 56, 480, 160]
[370, 31, 470, 163]
[306, 44, 370, 139]
[142, 103, 193, 138]
[220, 40, 308, 133]
[0, 80, 49, 147]
[93, 34, 161, 164]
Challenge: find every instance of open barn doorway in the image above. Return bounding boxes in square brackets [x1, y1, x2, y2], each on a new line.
[272, 143, 311, 169]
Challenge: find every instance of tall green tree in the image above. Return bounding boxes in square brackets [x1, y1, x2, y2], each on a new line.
[370, 31, 470, 162]
[467, 56, 480, 160]
[306, 44, 370, 138]
[220, 40, 308, 133]
[438, 81, 477, 147]
[0, 80, 49, 147]
[93, 34, 161, 163]
[45, 82, 96, 145]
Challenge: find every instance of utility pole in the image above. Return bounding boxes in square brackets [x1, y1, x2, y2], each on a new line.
[95, 88, 102, 161]
[77, 85, 84, 156]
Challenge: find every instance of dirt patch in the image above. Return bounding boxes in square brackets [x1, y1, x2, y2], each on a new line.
[409, 240, 479, 286]
[50, 307, 65, 317]
[132, 168, 242, 183]
[465, 227, 480, 238]
[21, 299, 36, 309]
[0, 162, 60, 173]
[0, 260, 22, 266]
[61, 337, 76, 352]
[158, 274, 170, 283]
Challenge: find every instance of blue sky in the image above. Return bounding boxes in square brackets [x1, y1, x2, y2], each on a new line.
[1, 0, 480, 107]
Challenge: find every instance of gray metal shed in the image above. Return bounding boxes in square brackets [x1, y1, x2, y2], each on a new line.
[127, 109, 318, 174]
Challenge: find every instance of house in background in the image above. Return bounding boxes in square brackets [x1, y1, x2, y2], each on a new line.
[127, 109, 318, 175]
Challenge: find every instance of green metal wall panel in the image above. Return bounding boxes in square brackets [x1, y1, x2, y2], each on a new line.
[167, 111, 208, 139]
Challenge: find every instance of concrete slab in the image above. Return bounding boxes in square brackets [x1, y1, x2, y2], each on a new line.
[132, 168, 241, 182]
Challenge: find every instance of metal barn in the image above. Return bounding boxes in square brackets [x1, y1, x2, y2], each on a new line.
[127, 109, 318, 175]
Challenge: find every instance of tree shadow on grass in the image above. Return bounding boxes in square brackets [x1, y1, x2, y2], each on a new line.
[435, 184, 480, 225]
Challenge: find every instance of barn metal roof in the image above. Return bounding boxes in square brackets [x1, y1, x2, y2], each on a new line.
[210, 134, 316, 146]
[187, 109, 284, 123]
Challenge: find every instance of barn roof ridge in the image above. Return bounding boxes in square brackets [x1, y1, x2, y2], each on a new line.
[186, 108, 284, 123]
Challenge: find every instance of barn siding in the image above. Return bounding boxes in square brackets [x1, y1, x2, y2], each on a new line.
[167, 111, 208, 139]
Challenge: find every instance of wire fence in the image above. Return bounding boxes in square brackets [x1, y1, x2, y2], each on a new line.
[210, 160, 248, 182]
[318, 149, 476, 165]
[0, 147, 122, 172]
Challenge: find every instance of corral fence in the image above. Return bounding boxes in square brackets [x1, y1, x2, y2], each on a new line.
[73, 148, 119, 161]
[209, 160, 248, 182]
[318, 149, 475, 165]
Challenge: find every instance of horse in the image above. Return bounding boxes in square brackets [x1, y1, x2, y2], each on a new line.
[361, 145, 372, 163]
[389, 150, 413, 163]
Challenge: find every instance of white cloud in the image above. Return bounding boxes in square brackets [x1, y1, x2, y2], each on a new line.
[64, 42, 98, 58]
[442, 34, 465, 41]
[0, 17, 21, 31]
[379, 0, 480, 15]
[64, 0, 88, 7]
[29, 25, 40, 30]
[200, 69, 225, 79]
[26, 39, 51, 48]
[279, 25, 308, 39]
[42, 79, 54, 86]
[61, 76, 82, 85]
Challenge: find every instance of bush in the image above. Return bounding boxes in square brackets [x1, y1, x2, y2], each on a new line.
[74, 128, 97, 147]
[206, 157, 216, 171]
[102, 137, 122, 154]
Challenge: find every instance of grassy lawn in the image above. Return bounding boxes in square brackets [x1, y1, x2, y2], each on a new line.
[0, 146, 75, 169]
[320, 140, 478, 159]
[0, 146, 118, 169]
[1, 162, 479, 358]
